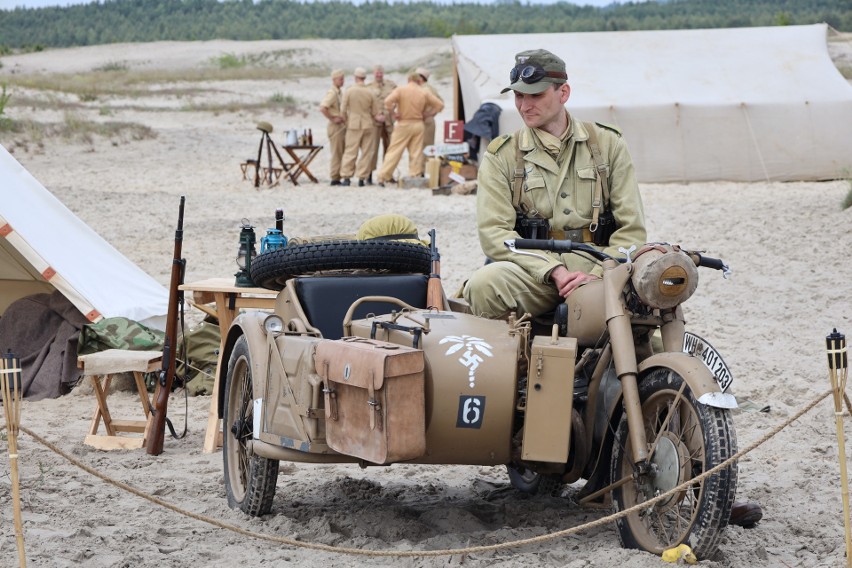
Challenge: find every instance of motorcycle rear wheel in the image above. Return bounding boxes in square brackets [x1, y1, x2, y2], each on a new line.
[610, 368, 737, 558]
[223, 335, 279, 516]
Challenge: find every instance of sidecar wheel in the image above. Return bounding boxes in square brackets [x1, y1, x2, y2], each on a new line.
[506, 465, 563, 496]
[251, 240, 431, 290]
[610, 369, 737, 558]
[223, 336, 279, 516]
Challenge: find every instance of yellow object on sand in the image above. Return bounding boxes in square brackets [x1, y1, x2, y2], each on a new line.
[661, 544, 698, 564]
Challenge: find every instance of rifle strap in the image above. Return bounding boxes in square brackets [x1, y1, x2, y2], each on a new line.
[584, 121, 610, 233]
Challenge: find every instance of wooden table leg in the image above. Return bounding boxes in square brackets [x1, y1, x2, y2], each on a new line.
[202, 291, 237, 453]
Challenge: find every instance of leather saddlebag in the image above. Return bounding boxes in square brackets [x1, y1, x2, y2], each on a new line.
[314, 337, 426, 464]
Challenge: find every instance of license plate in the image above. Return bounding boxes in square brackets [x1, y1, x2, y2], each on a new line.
[682, 332, 733, 392]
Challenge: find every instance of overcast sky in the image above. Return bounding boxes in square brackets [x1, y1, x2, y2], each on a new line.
[1, 0, 622, 9]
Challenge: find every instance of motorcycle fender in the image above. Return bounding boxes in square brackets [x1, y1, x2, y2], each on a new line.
[217, 311, 270, 418]
[637, 352, 738, 409]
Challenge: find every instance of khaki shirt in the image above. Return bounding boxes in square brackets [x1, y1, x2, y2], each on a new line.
[421, 82, 443, 116]
[476, 116, 646, 280]
[342, 83, 381, 129]
[368, 79, 397, 126]
[384, 82, 444, 123]
[320, 86, 343, 121]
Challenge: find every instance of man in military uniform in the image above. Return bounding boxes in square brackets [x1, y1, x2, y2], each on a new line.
[367, 65, 397, 185]
[340, 67, 384, 186]
[377, 70, 444, 186]
[416, 67, 443, 153]
[319, 69, 346, 185]
[463, 48, 646, 319]
[462, 48, 763, 530]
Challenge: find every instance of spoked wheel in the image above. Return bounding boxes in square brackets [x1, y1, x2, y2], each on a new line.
[610, 369, 737, 558]
[223, 336, 279, 516]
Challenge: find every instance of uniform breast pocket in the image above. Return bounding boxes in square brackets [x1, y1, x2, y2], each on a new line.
[523, 174, 550, 216]
[574, 166, 597, 219]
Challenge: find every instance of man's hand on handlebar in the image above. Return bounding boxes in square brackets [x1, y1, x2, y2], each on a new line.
[549, 265, 598, 297]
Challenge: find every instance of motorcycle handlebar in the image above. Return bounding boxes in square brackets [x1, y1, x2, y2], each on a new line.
[507, 239, 731, 277]
[689, 252, 731, 277]
[508, 238, 612, 262]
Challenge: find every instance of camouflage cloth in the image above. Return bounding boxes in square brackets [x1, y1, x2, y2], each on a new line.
[78, 317, 165, 355]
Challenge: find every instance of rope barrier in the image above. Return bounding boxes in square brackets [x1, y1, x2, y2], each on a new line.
[10, 387, 834, 558]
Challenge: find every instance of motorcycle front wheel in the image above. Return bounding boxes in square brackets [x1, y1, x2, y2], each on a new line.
[223, 335, 279, 516]
[610, 368, 737, 558]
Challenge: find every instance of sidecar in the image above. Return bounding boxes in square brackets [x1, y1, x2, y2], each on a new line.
[217, 240, 580, 516]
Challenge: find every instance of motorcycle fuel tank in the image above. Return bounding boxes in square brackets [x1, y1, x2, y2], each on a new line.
[350, 310, 520, 465]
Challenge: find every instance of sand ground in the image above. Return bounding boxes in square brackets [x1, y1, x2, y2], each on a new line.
[1, 36, 851, 567]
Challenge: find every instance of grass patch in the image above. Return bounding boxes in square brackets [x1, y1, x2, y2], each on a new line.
[214, 52, 246, 69]
[0, 113, 156, 147]
[4, 64, 323, 100]
[93, 60, 130, 72]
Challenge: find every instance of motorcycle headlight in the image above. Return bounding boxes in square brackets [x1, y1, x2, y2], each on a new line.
[263, 314, 285, 335]
[630, 245, 699, 309]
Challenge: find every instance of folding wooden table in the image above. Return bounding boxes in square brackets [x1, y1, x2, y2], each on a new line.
[179, 277, 277, 453]
[282, 144, 323, 185]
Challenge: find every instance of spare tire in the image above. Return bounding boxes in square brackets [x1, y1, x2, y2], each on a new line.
[250, 240, 431, 290]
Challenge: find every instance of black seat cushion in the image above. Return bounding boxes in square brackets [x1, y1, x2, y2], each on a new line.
[295, 274, 428, 340]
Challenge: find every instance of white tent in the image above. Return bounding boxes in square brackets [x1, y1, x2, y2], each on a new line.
[452, 24, 852, 183]
[0, 145, 168, 330]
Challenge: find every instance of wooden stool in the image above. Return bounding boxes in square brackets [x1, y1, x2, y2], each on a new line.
[77, 349, 163, 451]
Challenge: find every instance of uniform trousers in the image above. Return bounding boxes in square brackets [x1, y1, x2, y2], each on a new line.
[463, 261, 561, 319]
[326, 122, 346, 182]
[370, 123, 392, 172]
[340, 127, 377, 180]
[423, 116, 436, 152]
[378, 120, 425, 182]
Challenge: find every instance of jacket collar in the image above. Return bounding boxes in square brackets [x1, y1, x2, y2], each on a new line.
[517, 111, 582, 174]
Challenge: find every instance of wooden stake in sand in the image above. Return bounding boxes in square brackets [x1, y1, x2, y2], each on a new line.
[2, 352, 26, 568]
[828, 329, 851, 568]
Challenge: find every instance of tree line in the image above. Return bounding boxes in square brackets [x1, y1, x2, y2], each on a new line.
[0, 0, 848, 50]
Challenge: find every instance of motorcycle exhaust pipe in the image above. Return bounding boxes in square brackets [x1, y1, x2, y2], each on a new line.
[248, 439, 360, 464]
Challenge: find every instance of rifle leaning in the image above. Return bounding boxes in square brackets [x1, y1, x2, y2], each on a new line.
[146, 196, 185, 456]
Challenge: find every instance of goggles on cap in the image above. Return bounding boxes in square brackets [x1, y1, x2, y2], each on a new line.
[509, 63, 567, 85]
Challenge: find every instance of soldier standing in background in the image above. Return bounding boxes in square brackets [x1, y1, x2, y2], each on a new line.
[367, 65, 397, 185]
[377, 70, 444, 186]
[340, 67, 384, 187]
[319, 69, 346, 185]
[417, 66, 443, 153]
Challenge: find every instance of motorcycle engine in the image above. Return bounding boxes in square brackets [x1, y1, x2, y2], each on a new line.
[630, 244, 699, 309]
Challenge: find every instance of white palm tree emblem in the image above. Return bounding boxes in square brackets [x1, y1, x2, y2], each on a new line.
[439, 335, 494, 389]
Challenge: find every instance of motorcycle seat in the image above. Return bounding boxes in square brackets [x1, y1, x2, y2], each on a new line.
[294, 274, 429, 340]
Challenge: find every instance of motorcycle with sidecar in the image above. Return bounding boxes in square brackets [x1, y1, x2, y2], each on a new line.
[218, 235, 738, 558]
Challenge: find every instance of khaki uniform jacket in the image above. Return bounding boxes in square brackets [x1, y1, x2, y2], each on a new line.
[320, 86, 343, 121]
[368, 79, 397, 127]
[476, 116, 646, 280]
[342, 83, 381, 129]
[421, 83, 443, 114]
[385, 82, 444, 123]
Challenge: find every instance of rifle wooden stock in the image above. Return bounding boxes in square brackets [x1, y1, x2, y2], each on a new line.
[426, 228, 443, 310]
[146, 196, 185, 456]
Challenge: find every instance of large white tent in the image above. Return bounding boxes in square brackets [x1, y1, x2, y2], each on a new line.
[0, 145, 168, 330]
[452, 24, 852, 183]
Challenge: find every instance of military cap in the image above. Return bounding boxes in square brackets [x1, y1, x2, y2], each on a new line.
[354, 67, 367, 78]
[331, 69, 345, 79]
[416, 67, 430, 80]
[501, 49, 568, 95]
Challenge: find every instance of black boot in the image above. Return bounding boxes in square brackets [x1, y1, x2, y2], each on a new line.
[341, 179, 351, 186]
[358, 179, 365, 187]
